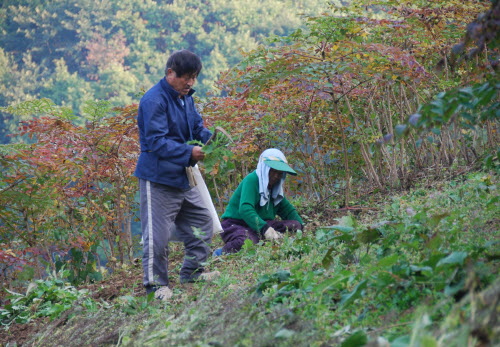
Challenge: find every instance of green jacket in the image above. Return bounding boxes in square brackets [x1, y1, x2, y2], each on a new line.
[221, 171, 303, 233]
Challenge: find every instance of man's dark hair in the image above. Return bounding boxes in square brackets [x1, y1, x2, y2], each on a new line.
[165, 49, 202, 77]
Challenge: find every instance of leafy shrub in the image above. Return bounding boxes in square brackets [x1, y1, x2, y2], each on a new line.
[54, 245, 103, 285]
[0, 269, 97, 326]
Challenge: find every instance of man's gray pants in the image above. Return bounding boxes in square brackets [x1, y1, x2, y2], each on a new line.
[140, 179, 213, 288]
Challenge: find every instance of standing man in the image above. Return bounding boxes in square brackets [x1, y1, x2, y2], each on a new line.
[135, 49, 219, 301]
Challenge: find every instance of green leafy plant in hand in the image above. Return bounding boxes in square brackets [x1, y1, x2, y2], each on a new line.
[188, 127, 235, 175]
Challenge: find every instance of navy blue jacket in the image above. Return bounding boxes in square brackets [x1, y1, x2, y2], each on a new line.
[134, 78, 212, 189]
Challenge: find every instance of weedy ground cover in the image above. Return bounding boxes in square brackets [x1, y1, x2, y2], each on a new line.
[2, 172, 498, 346]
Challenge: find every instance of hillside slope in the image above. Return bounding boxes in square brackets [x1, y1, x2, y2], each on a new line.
[1, 171, 498, 346]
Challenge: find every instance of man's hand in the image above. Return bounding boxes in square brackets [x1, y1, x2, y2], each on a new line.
[191, 146, 205, 161]
[264, 227, 283, 240]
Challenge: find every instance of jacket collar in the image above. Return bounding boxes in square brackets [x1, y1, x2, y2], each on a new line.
[160, 77, 196, 99]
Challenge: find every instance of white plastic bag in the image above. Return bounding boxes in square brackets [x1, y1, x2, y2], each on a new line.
[169, 165, 223, 242]
[192, 164, 223, 234]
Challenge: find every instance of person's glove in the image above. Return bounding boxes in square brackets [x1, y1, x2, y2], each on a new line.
[264, 227, 283, 240]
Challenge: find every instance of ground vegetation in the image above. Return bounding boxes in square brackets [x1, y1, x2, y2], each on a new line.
[0, 0, 498, 345]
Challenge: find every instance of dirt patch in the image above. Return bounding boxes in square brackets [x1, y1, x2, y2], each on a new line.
[83, 263, 145, 301]
[0, 317, 49, 346]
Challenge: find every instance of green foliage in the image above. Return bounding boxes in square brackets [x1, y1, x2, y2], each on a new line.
[0, 0, 328, 144]
[188, 126, 235, 176]
[0, 269, 97, 326]
[255, 269, 292, 297]
[0, 1, 498, 344]
[7, 172, 497, 347]
[208, 0, 495, 204]
[397, 80, 500, 173]
[484, 147, 500, 172]
[0, 98, 139, 286]
[340, 330, 368, 347]
[318, 220, 383, 266]
[116, 293, 155, 315]
[54, 244, 103, 285]
[241, 173, 498, 343]
[401, 81, 499, 133]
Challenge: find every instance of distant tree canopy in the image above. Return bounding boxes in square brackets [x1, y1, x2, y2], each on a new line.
[0, 0, 327, 143]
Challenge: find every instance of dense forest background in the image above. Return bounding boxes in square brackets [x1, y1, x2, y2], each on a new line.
[0, 0, 327, 144]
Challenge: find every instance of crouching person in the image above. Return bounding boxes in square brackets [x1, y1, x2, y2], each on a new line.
[213, 148, 303, 256]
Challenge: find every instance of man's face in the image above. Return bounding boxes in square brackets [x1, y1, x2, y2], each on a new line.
[166, 68, 197, 96]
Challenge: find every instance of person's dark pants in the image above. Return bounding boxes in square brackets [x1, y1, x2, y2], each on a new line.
[140, 179, 213, 290]
[219, 218, 302, 254]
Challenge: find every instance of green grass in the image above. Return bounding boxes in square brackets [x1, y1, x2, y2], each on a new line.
[5, 171, 498, 346]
